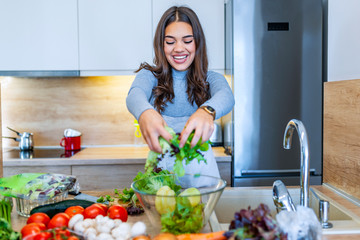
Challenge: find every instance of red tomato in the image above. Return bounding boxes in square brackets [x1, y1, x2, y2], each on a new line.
[27, 213, 51, 227]
[65, 206, 84, 218]
[53, 235, 64, 240]
[33, 231, 52, 240]
[22, 234, 38, 240]
[83, 204, 106, 219]
[21, 223, 47, 238]
[94, 203, 108, 212]
[107, 205, 128, 222]
[47, 213, 70, 229]
[54, 227, 71, 237]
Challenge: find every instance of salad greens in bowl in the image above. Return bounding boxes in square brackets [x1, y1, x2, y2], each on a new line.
[131, 173, 226, 235]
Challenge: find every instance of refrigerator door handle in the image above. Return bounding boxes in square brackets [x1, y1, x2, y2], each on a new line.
[240, 169, 317, 176]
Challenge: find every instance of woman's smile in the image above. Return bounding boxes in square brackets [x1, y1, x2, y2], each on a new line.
[173, 54, 188, 63]
[164, 21, 196, 71]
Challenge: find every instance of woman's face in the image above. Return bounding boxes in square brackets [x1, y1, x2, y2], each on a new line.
[164, 21, 196, 71]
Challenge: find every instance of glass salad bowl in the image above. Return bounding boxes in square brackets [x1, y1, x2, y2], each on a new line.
[131, 173, 226, 235]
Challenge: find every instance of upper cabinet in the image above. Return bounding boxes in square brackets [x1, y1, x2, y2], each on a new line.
[153, 0, 225, 72]
[0, 0, 225, 76]
[78, 0, 153, 76]
[0, 0, 79, 73]
[327, 0, 360, 82]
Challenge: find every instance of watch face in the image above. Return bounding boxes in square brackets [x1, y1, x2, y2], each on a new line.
[207, 106, 215, 112]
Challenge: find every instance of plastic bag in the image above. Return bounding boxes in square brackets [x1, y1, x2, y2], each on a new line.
[0, 173, 78, 200]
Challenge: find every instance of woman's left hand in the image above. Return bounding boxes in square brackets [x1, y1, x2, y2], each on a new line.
[179, 108, 214, 148]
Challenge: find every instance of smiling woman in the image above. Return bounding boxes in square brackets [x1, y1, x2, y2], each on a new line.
[126, 6, 235, 179]
[164, 21, 196, 71]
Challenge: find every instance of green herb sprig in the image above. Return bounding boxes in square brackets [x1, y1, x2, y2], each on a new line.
[0, 198, 12, 224]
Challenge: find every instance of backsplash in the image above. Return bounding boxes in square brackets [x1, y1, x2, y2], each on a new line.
[0, 76, 140, 148]
[323, 79, 360, 200]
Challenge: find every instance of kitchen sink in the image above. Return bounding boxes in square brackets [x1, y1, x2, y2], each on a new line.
[209, 186, 360, 235]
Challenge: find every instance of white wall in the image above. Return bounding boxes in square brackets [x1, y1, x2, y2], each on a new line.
[328, 0, 360, 82]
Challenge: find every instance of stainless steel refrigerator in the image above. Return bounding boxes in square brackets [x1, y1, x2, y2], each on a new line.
[225, 0, 323, 187]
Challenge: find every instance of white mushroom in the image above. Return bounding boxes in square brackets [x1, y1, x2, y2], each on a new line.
[105, 219, 115, 229]
[111, 223, 131, 238]
[83, 218, 95, 227]
[95, 214, 106, 224]
[118, 223, 131, 233]
[96, 232, 114, 240]
[84, 227, 97, 238]
[96, 224, 111, 234]
[87, 234, 97, 240]
[74, 221, 87, 233]
[113, 219, 123, 227]
[68, 214, 84, 230]
[130, 221, 147, 237]
[115, 236, 128, 240]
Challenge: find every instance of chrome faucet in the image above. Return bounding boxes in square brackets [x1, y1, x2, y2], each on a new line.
[283, 119, 310, 207]
[273, 180, 296, 212]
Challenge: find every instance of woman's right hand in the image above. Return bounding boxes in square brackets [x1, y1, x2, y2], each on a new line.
[138, 109, 173, 153]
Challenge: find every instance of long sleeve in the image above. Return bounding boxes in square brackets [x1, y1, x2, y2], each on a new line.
[202, 71, 235, 119]
[126, 69, 157, 120]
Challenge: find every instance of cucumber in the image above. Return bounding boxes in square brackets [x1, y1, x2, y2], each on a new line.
[30, 199, 94, 218]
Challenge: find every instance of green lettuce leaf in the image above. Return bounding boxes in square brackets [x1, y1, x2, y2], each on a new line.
[160, 196, 204, 234]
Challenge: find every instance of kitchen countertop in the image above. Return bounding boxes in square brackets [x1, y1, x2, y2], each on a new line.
[10, 186, 360, 239]
[3, 146, 231, 166]
[298, 185, 360, 240]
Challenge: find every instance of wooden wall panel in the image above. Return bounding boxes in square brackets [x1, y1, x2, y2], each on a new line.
[323, 79, 360, 199]
[0, 76, 138, 148]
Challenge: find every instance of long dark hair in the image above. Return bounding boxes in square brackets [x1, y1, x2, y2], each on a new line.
[136, 6, 210, 113]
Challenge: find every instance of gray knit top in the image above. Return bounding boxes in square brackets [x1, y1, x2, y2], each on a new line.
[126, 68, 235, 123]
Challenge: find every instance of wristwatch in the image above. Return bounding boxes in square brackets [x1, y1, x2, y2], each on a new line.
[200, 105, 216, 120]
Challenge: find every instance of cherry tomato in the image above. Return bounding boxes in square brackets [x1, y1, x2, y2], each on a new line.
[22, 234, 38, 240]
[54, 227, 71, 237]
[83, 204, 106, 219]
[33, 231, 52, 240]
[27, 212, 51, 227]
[94, 203, 108, 212]
[47, 213, 70, 229]
[21, 223, 47, 238]
[53, 234, 64, 240]
[65, 206, 84, 218]
[107, 205, 128, 222]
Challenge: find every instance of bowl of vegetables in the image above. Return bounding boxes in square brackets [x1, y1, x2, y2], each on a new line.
[131, 173, 226, 235]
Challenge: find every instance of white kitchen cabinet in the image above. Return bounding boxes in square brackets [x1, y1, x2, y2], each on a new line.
[152, 0, 225, 72]
[327, 0, 360, 82]
[0, 0, 78, 72]
[0, 0, 224, 76]
[78, 0, 153, 76]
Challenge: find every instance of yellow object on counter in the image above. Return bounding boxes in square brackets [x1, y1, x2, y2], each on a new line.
[134, 120, 142, 138]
